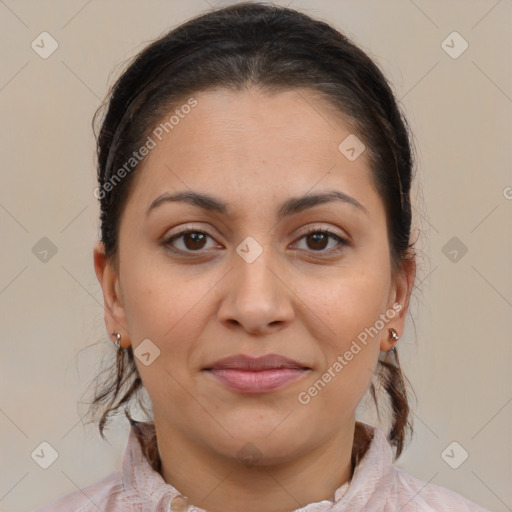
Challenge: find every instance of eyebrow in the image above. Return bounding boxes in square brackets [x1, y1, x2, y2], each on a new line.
[146, 189, 367, 219]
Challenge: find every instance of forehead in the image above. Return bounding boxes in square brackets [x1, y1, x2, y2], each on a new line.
[125, 87, 379, 216]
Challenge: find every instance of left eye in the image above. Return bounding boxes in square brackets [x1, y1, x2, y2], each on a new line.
[164, 230, 217, 252]
[163, 228, 347, 254]
[295, 228, 347, 253]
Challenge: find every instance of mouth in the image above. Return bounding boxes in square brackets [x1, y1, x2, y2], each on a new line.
[202, 354, 311, 394]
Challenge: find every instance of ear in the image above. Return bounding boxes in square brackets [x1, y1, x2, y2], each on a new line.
[93, 240, 130, 348]
[380, 253, 416, 351]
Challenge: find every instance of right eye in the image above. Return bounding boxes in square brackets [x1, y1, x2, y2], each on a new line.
[163, 229, 221, 254]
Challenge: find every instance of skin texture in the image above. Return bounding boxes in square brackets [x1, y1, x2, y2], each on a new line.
[93, 87, 415, 512]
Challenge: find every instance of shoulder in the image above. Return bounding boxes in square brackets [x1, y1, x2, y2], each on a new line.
[352, 425, 489, 511]
[30, 470, 137, 512]
[392, 467, 490, 511]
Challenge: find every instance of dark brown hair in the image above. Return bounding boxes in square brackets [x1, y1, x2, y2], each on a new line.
[85, 1, 416, 465]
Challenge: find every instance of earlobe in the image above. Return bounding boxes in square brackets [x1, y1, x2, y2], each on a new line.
[381, 255, 416, 352]
[93, 241, 129, 344]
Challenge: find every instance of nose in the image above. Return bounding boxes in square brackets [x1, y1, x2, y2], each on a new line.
[216, 243, 295, 335]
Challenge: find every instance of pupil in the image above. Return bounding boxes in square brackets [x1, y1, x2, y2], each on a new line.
[186, 232, 205, 250]
[309, 233, 326, 250]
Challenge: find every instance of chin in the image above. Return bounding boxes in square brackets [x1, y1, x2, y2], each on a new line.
[217, 437, 302, 467]
[205, 423, 308, 464]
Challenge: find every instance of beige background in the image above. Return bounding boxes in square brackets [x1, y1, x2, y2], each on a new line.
[1, 1, 511, 511]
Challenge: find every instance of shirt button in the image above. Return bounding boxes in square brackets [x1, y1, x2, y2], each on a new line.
[170, 495, 189, 512]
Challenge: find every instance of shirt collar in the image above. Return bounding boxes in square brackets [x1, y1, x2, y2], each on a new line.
[122, 420, 394, 512]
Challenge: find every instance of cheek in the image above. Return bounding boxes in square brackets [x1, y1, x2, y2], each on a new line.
[120, 250, 203, 340]
[306, 264, 392, 340]
[124, 269, 208, 422]
[300, 263, 390, 406]
[120, 257, 215, 384]
[298, 275, 387, 417]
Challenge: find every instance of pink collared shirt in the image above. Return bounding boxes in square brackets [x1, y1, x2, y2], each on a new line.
[32, 421, 490, 512]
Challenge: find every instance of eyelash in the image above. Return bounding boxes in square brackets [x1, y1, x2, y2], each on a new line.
[162, 227, 348, 257]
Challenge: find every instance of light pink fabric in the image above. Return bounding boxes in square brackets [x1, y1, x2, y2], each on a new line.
[32, 422, 490, 512]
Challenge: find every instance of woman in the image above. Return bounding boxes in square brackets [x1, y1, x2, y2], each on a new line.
[33, 2, 490, 511]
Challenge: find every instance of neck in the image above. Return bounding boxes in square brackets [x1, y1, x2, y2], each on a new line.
[139, 418, 371, 512]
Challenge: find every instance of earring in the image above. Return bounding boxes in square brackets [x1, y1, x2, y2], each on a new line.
[388, 328, 399, 345]
[111, 331, 122, 348]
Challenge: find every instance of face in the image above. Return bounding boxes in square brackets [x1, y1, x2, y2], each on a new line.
[94, 87, 413, 465]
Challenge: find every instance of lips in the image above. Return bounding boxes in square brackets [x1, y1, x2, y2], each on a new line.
[204, 354, 309, 371]
[203, 354, 311, 393]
